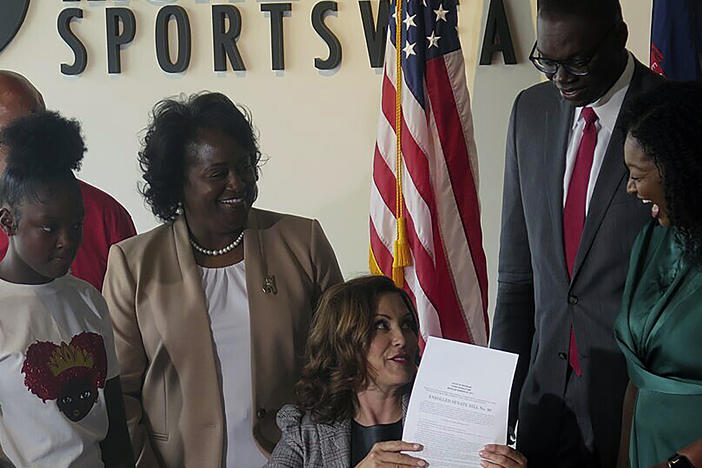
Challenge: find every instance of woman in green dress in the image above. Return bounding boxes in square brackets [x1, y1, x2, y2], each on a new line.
[616, 81, 702, 468]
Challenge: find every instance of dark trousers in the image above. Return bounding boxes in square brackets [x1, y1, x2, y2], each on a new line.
[518, 367, 616, 468]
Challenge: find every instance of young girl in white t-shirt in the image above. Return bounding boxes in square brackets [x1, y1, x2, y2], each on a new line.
[0, 111, 134, 467]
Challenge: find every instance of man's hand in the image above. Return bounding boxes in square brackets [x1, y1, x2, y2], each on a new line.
[479, 444, 527, 468]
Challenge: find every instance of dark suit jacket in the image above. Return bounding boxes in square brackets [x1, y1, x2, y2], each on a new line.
[491, 59, 663, 467]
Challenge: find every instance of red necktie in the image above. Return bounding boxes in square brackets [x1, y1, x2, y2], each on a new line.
[563, 106, 598, 377]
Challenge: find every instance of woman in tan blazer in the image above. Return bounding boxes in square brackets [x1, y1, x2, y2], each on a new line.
[103, 93, 342, 467]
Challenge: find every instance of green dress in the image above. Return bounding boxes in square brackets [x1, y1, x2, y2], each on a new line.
[615, 222, 702, 468]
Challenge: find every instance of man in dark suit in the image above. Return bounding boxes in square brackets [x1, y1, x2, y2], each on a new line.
[491, 1, 664, 466]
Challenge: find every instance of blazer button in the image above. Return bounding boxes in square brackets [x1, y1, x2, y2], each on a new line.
[568, 295, 578, 305]
[257, 408, 266, 419]
[558, 352, 568, 361]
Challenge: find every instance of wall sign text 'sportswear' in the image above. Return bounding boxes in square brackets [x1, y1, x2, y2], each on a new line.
[58, 1, 390, 75]
[55, 0, 516, 75]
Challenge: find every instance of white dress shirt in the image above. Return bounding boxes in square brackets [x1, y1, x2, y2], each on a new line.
[563, 52, 635, 213]
[200, 262, 268, 468]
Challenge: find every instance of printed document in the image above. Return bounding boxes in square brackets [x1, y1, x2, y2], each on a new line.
[402, 337, 518, 467]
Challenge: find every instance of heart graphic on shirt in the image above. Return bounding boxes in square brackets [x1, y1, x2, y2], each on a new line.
[22, 332, 107, 422]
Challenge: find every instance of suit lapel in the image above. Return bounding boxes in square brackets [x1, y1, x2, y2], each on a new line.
[244, 209, 264, 413]
[570, 62, 648, 283]
[244, 208, 287, 441]
[544, 97, 574, 283]
[570, 130, 628, 282]
[243, 208, 264, 297]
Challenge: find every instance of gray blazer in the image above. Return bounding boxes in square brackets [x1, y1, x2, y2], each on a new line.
[265, 395, 409, 468]
[490, 58, 663, 467]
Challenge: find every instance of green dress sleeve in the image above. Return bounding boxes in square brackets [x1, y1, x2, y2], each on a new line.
[614, 222, 702, 468]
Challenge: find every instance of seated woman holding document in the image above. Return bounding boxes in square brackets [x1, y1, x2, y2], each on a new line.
[266, 275, 526, 468]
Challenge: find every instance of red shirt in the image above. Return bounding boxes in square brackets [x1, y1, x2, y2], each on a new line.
[0, 180, 136, 291]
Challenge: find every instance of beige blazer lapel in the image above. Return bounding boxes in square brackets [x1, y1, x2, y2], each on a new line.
[243, 208, 268, 314]
[244, 208, 293, 454]
[243, 209, 268, 451]
[242, 208, 343, 454]
[158, 217, 224, 465]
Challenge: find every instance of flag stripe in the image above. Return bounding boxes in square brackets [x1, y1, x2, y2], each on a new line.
[398, 284, 427, 350]
[373, 158, 460, 342]
[370, 193, 443, 340]
[370, 217, 394, 275]
[370, 181, 398, 249]
[373, 145, 397, 217]
[426, 108, 486, 343]
[426, 56, 489, 334]
[376, 114, 436, 258]
[424, 101, 484, 343]
[370, 0, 488, 345]
[401, 199, 465, 340]
[444, 51, 481, 189]
[396, 57, 477, 342]
[376, 64, 482, 342]
[380, 66, 465, 341]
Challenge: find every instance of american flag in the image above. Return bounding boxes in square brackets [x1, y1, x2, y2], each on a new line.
[369, 0, 489, 345]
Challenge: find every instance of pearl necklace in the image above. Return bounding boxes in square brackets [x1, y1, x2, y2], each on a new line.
[189, 231, 244, 256]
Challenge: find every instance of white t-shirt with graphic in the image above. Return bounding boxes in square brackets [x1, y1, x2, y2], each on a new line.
[0, 275, 119, 468]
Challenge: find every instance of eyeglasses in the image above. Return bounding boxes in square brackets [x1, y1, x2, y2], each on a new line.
[529, 23, 618, 76]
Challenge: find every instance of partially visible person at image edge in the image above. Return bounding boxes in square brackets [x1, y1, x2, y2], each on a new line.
[0, 70, 136, 291]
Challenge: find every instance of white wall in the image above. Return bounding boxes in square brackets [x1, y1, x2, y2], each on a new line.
[0, 0, 652, 320]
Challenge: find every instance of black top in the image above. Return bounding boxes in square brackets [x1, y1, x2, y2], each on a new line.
[350, 419, 403, 466]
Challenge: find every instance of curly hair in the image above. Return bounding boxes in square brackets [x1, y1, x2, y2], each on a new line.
[621, 81, 702, 262]
[0, 111, 84, 212]
[295, 275, 418, 424]
[138, 92, 262, 222]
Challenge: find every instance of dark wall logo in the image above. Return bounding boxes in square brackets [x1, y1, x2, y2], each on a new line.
[0, 0, 30, 53]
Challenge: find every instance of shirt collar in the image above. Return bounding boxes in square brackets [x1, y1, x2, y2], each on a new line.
[573, 52, 635, 133]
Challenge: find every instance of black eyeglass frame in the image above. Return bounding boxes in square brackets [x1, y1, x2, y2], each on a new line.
[529, 22, 620, 77]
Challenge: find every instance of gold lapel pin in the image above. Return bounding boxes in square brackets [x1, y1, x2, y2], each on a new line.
[263, 275, 277, 295]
